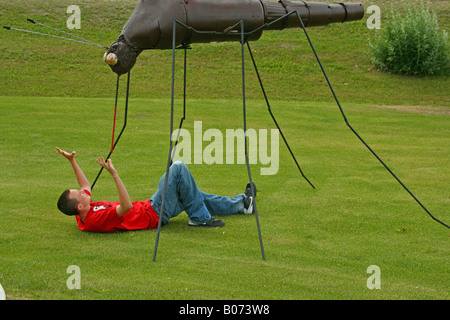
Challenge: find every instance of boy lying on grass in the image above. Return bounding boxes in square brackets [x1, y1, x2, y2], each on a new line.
[56, 147, 256, 232]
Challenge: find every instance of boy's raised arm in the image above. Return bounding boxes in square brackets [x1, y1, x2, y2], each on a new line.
[96, 156, 133, 217]
[56, 147, 91, 191]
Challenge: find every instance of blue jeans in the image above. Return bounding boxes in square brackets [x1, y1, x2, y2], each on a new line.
[150, 161, 245, 225]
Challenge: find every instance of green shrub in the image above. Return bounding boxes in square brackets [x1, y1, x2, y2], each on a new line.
[370, 2, 449, 76]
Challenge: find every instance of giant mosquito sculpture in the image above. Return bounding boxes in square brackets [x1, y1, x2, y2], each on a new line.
[5, 0, 448, 262]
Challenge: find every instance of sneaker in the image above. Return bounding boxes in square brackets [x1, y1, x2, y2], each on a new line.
[188, 218, 225, 227]
[243, 182, 257, 214]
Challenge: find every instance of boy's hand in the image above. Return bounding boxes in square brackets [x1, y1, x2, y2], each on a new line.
[56, 147, 76, 161]
[97, 156, 117, 176]
[56, 147, 91, 190]
[97, 156, 132, 216]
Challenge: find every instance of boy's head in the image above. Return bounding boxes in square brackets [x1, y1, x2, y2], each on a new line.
[57, 189, 90, 216]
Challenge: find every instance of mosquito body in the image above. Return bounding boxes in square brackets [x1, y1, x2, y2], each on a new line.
[103, 0, 364, 75]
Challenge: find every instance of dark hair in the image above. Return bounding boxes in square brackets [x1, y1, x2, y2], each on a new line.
[57, 189, 79, 216]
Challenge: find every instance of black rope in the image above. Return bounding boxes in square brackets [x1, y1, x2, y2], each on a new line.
[3, 26, 103, 49]
[293, 11, 448, 229]
[171, 47, 188, 165]
[91, 72, 130, 190]
[246, 42, 315, 189]
[4, 19, 107, 50]
[153, 20, 179, 262]
[153, 43, 189, 262]
[240, 22, 266, 261]
[26, 18, 108, 50]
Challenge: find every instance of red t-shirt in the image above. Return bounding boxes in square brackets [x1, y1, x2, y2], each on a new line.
[75, 190, 159, 233]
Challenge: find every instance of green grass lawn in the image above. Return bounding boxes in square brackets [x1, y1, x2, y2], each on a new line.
[0, 96, 448, 300]
[0, 0, 448, 301]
